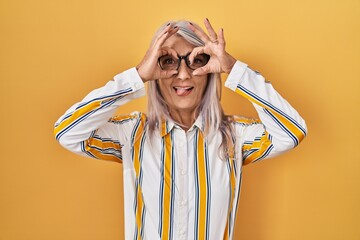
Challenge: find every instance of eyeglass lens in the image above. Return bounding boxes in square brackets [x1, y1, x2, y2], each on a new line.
[158, 54, 210, 70]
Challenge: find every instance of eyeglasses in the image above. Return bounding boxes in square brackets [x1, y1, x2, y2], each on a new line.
[158, 52, 210, 71]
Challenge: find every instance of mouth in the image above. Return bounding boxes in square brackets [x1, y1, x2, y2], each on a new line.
[173, 86, 194, 96]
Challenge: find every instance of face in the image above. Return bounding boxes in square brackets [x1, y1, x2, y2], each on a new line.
[158, 35, 208, 117]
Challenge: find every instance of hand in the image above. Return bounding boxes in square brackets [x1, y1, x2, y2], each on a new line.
[188, 18, 237, 75]
[136, 24, 180, 82]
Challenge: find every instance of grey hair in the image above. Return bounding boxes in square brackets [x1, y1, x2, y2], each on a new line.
[146, 20, 235, 159]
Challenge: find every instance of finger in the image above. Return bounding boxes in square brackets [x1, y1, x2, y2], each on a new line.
[160, 47, 178, 59]
[155, 25, 179, 48]
[218, 28, 225, 46]
[204, 18, 217, 41]
[188, 46, 205, 64]
[188, 22, 211, 44]
[154, 23, 173, 42]
[193, 66, 210, 76]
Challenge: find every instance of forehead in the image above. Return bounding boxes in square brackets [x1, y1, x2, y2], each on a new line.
[162, 34, 196, 54]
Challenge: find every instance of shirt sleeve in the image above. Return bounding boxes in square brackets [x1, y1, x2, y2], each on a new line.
[225, 61, 307, 165]
[54, 67, 146, 163]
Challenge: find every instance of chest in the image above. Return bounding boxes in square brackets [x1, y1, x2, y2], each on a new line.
[122, 128, 242, 204]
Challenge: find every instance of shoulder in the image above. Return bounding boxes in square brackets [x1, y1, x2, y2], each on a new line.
[109, 111, 147, 125]
[228, 115, 262, 126]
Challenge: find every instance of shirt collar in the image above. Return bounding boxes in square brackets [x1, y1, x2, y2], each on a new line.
[160, 115, 205, 137]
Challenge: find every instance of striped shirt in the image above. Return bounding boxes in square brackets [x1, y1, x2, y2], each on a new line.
[54, 61, 307, 240]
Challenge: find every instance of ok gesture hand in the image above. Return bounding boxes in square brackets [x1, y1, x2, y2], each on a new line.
[136, 24, 180, 82]
[188, 18, 237, 76]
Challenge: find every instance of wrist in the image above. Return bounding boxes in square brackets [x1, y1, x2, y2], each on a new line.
[223, 54, 237, 74]
[136, 65, 150, 83]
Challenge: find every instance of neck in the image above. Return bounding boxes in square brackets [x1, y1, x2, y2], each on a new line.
[169, 109, 198, 131]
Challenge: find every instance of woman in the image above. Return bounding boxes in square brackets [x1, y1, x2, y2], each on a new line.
[54, 19, 307, 240]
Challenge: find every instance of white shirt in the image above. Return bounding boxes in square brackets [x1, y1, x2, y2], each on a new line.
[54, 61, 307, 240]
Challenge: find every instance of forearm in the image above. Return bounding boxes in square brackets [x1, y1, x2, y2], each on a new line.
[225, 61, 307, 156]
[54, 67, 145, 154]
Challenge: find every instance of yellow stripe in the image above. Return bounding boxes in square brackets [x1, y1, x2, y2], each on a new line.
[232, 116, 260, 125]
[243, 132, 272, 165]
[88, 137, 121, 151]
[270, 109, 305, 142]
[161, 133, 173, 239]
[85, 146, 122, 163]
[110, 113, 139, 122]
[196, 131, 207, 239]
[235, 88, 305, 142]
[133, 114, 146, 240]
[84, 138, 122, 163]
[54, 100, 102, 137]
[223, 158, 236, 240]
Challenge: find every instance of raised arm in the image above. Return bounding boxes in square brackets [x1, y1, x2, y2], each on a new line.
[187, 18, 307, 164]
[225, 61, 307, 165]
[55, 23, 182, 162]
[54, 68, 146, 163]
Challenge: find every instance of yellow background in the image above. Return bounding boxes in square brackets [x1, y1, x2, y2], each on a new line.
[1, 0, 359, 239]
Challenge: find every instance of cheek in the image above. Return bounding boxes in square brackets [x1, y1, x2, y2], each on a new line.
[157, 80, 172, 98]
[197, 77, 209, 95]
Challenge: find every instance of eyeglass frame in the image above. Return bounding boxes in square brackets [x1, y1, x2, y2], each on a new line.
[157, 52, 210, 71]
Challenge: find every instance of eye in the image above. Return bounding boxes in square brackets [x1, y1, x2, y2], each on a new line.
[159, 55, 177, 66]
[193, 57, 204, 64]
[164, 58, 175, 64]
[191, 54, 209, 67]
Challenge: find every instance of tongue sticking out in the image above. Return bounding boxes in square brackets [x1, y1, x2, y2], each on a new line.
[175, 87, 193, 96]
[177, 88, 188, 96]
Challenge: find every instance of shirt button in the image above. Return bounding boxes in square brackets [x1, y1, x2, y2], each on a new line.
[179, 230, 186, 235]
[180, 201, 186, 207]
[181, 169, 187, 175]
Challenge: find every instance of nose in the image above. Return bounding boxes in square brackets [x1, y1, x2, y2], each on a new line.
[176, 59, 192, 81]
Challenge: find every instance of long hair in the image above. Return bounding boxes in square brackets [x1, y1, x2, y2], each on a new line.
[146, 20, 235, 159]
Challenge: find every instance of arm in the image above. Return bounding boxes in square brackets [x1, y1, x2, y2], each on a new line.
[54, 23, 182, 162]
[225, 61, 307, 165]
[54, 68, 146, 163]
[186, 19, 307, 164]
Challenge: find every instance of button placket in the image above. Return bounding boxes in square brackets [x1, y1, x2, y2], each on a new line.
[174, 129, 188, 239]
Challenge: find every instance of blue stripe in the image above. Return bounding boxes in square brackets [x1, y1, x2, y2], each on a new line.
[87, 143, 121, 154]
[169, 131, 175, 240]
[139, 131, 146, 239]
[55, 95, 125, 140]
[56, 112, 72, 126]
[109, 117, 133, 125]
[92, 135, 121, 144]
[264, 108, 299, 146]
[130, 115, 142, 162]
[193, 130, 199, 240]
[140, 208, 146, 239]
[56, 90, 129, 139]
[81, 141, 96, 158]
[237, 85, 307, 135]
[253, 144, 274, 163]
[243, 149, 256, 159]
[158, 137, 165, 236]
[75, 88, 133, 110]
[132, 117, 146, 240]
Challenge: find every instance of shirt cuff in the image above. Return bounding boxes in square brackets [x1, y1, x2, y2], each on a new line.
[114, 67, 145, 92]
[224, 60, 248, 91]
